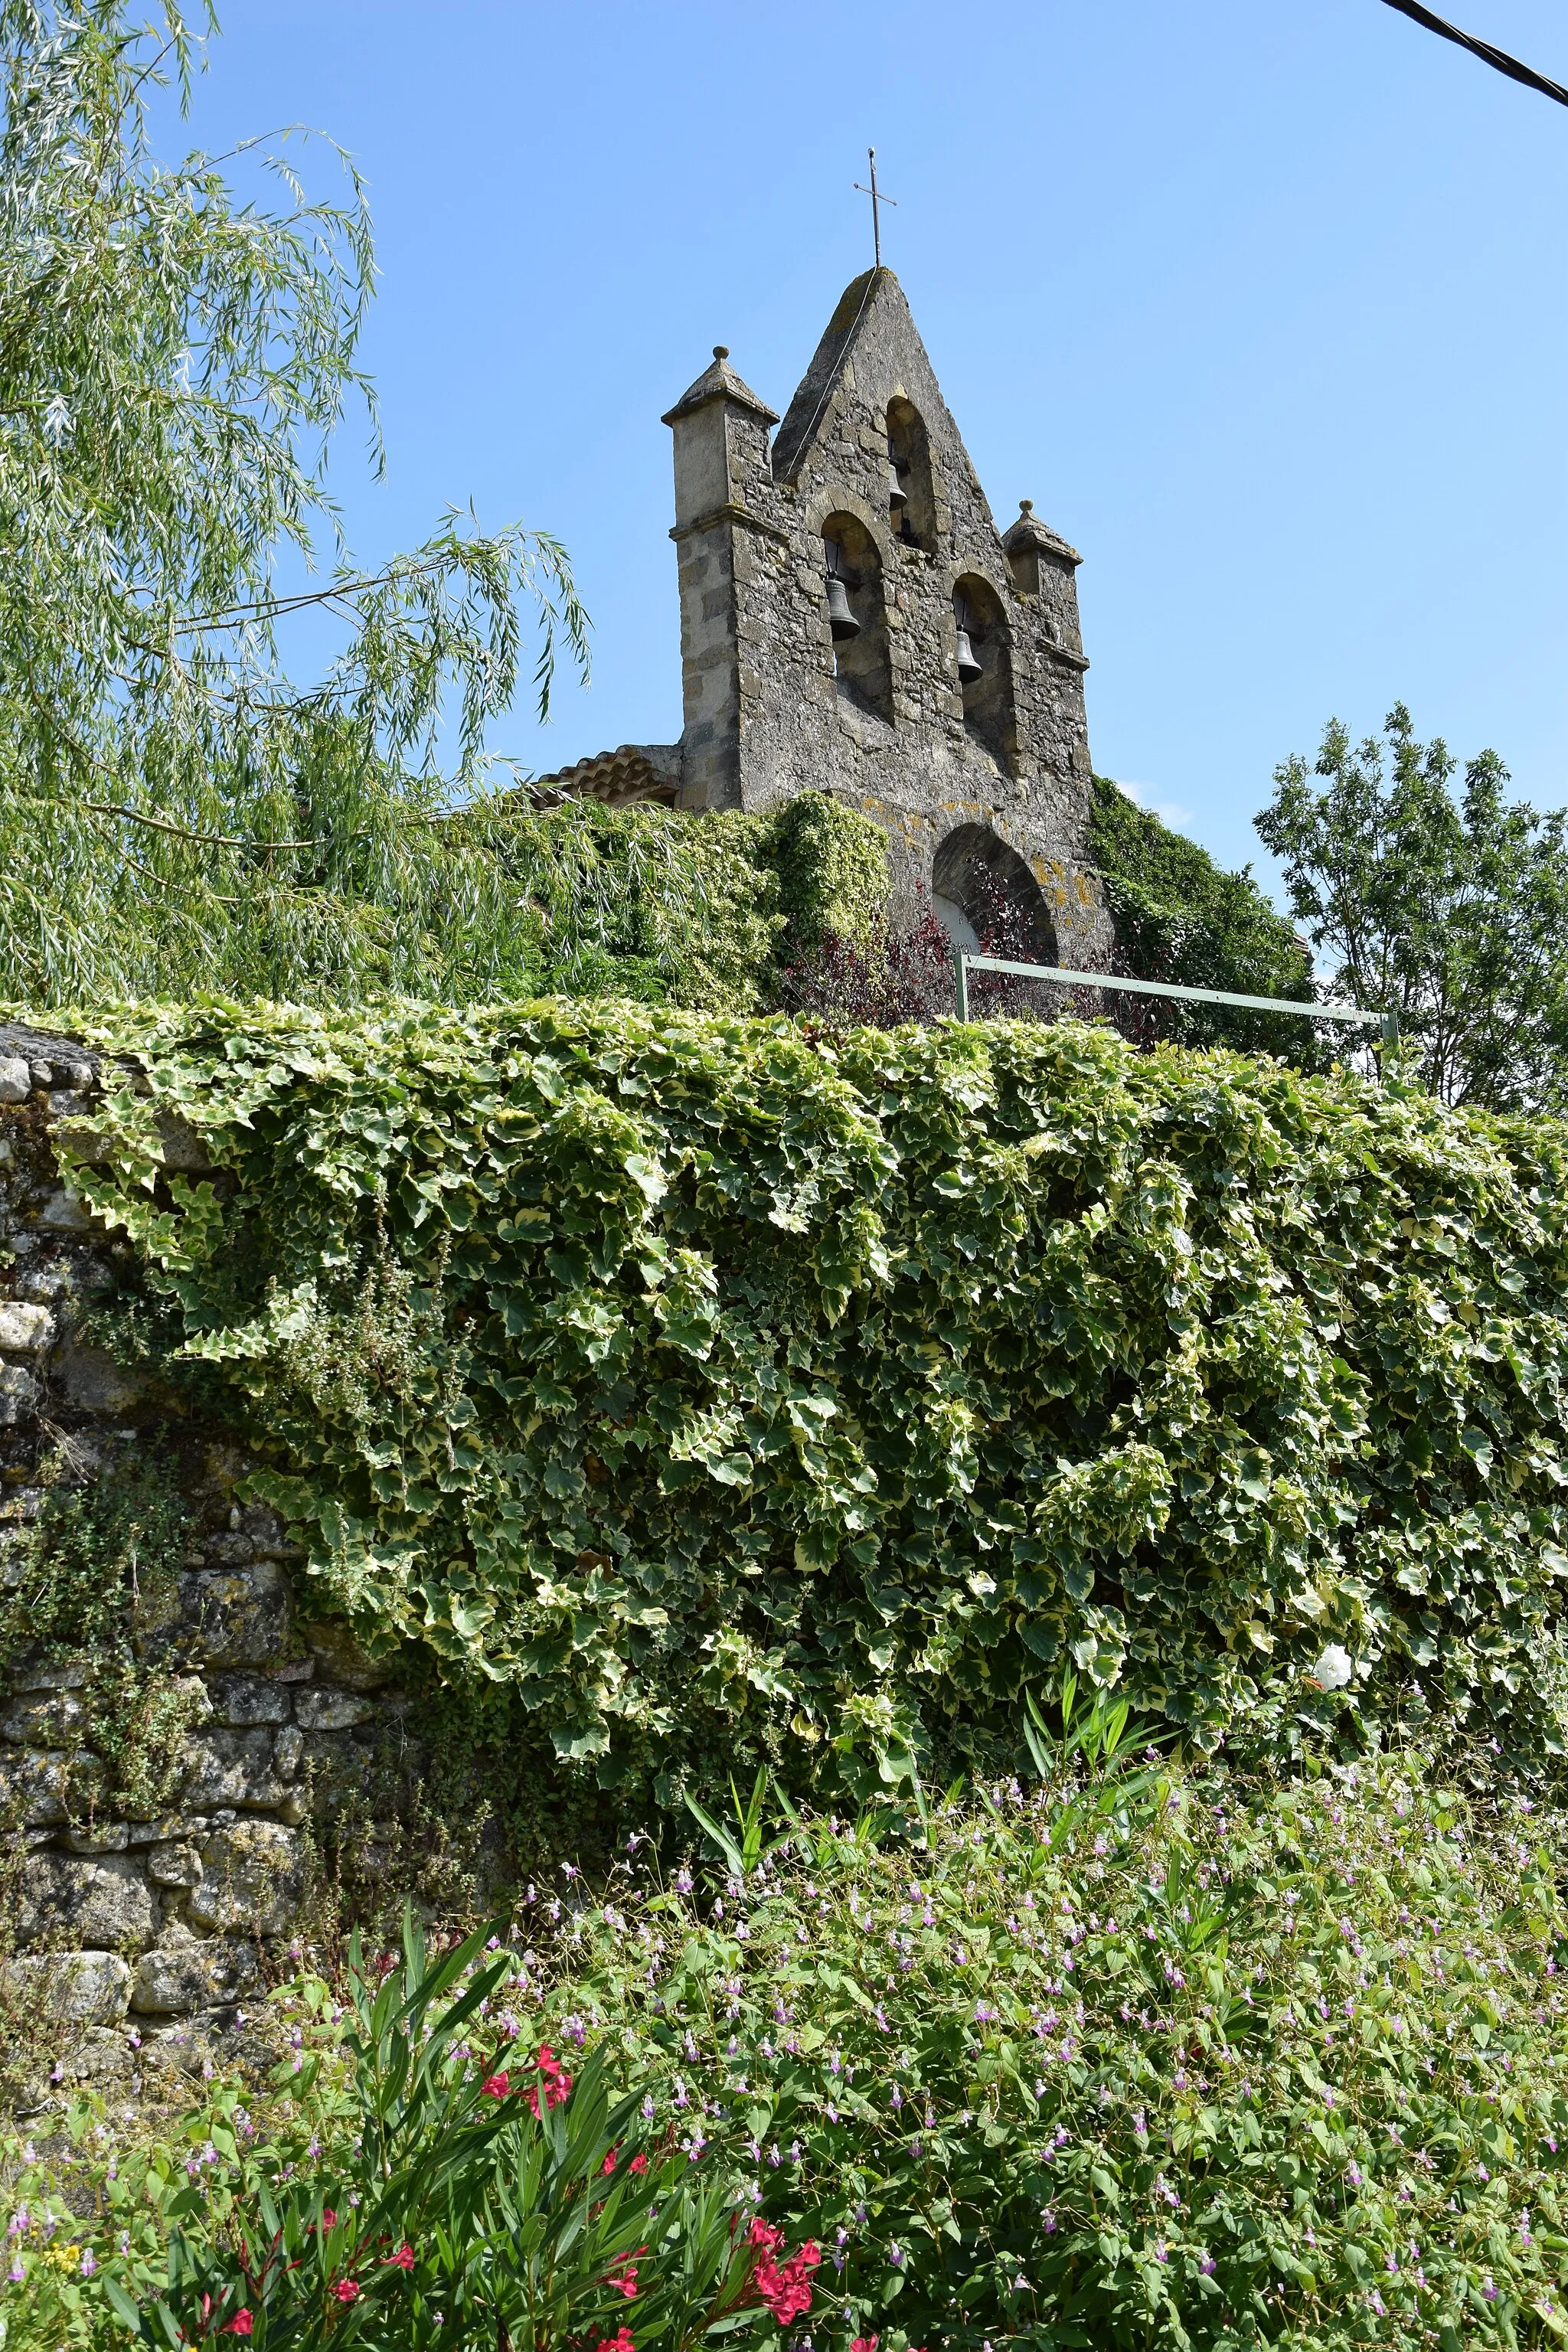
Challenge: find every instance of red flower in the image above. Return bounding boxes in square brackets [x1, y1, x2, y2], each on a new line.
[525, 2045, 573, 2116]
[482, 2072, 511, 2099]
[385, 2245, 415, 2272]
[332, 2280, 360, 2305]
[606, 2245, 647, 2301]
[851, 2337, 879, 2352]
[629, 2153, 648, 2176]
[602, 2148, 619, 2176]
[593, 2332, 635, 2352]
[754, 2236, 820, 2326]
[224, 2315, 253, 2338]
[320, 2210, 337, 2231]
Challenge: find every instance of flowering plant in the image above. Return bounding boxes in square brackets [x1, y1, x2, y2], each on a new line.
[24, 1913, 830, 2352]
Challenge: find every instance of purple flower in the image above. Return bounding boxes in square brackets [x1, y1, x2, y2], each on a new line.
[80, 2251, 96, 2277]
[1199, 2256, 1216, 2276]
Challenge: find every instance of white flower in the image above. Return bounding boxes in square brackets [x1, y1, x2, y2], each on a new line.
[1309, 1644, 1353, 1691]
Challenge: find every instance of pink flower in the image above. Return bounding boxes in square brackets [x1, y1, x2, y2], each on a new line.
[594, 2332, 635, 2352]
[603, 2148, 619, 2176]
[224, 2314, 253, 2338]
[483, 2072, 511, 2099]
[851, 2337, 879, 2352]
[629, 2154, 648, 2176]
[385, 2245, 414, 2272]
[333, 2279, 361, 2304]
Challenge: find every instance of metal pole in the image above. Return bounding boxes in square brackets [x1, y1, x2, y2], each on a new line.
[951, 950, 1390, 1039]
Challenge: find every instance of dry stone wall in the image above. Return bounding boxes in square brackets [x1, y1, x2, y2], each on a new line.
[0, 1024, 414, 2089]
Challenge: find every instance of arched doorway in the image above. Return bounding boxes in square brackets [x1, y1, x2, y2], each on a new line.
[931, 823, 1056, 965]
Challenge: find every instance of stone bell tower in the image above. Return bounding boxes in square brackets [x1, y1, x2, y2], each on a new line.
[543, 267, 1109, 965]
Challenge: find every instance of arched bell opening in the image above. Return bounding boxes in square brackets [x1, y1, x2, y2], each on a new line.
[822, 513, 893, 724]
[952, 573, 1017, 774]
[931, 822, 1056, 966]
[885, 397, 936, 552]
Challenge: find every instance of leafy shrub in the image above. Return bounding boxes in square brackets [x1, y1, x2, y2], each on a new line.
[0, 1916, 829, 2352]
[1089, 779, 1323, 1060]
[532, 1740, 1568, 2351]
[44, 998, 1568, 1798]
[0, 1462, 204, 1821]
[8, 1752, 1568, 2350]
[775, 898, 956, 1028]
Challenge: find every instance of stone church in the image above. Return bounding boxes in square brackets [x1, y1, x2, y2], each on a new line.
[543, 265, 1109, 966]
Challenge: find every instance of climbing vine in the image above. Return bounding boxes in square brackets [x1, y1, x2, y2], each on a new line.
[42, 998, 1568, 1801]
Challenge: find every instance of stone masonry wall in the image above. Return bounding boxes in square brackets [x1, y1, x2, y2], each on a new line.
[0, 1024, 413, 2098]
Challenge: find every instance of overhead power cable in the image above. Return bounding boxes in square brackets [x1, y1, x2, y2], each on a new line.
[1377, 0, 1568, 108]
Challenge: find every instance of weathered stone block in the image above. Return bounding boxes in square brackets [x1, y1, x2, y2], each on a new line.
[1, 1690, 88, 1744]
[274, 1723, 305, 1777]
[60, 1819, 131, 1854]
[188, 1822, 304, 1937]
[0, 1055, 29, 1102]
[0, 1746, 76, 1826]
[180, 1727, 285, 1810]
[0, 1361, 41, 1425]
[295, 1687, 374, 1732]
[146, 1841, 203, 1889]
[172, 1563, 289, 1670]
[238, 1504, 302, 1562]
[56, 1342, 145, 1414]
[155, 1113, 213, 1174]
[303, 1617, 390, 1691]
[18, 1852, 156, 1948]
[211, 1673, 289, 1726]
[6, 1654, 91, 1694]
[35, 1187, 96, 1230]
[7, 1950, 132, 2024]
[131, 1941, 259, 2016]
[0, 1301, 55, 1350]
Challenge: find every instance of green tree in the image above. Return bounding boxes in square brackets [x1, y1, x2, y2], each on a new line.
[1258, 704, 1568, 1109]
[0, 0, 591, 1006]
[1087, 776, 1320, 1057]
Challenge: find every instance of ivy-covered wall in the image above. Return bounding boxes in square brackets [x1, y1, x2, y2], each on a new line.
[1087, 777, 1321, 1055]
[20, 995, 1568, 1817]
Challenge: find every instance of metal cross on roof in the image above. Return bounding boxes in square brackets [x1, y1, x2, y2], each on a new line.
[853, 147, 897, 270]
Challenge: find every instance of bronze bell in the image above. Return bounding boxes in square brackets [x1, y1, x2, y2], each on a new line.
[826, 573, 861, 642]
[887, 457, 908, 507]
[956, 626, 982, 683]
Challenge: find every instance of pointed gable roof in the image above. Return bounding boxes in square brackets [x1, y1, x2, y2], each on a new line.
[770, 266, 972, 489]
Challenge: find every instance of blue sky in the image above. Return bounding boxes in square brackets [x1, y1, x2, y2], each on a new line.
[175, 0, 1568, 891]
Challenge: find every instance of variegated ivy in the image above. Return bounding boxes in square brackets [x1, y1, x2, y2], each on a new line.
[47, 998, 1568, 1795]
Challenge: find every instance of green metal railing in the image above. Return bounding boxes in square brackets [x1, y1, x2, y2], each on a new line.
[952, 951, 1399, 1048]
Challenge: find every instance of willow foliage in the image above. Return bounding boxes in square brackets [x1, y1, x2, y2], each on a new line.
[51, 1000, 1568, 1800]
[0, 0, 593, 1004]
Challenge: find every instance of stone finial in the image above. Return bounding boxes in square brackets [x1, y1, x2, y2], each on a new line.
[661, 347, 779, 429]
[1002, 498, 1082, 567]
